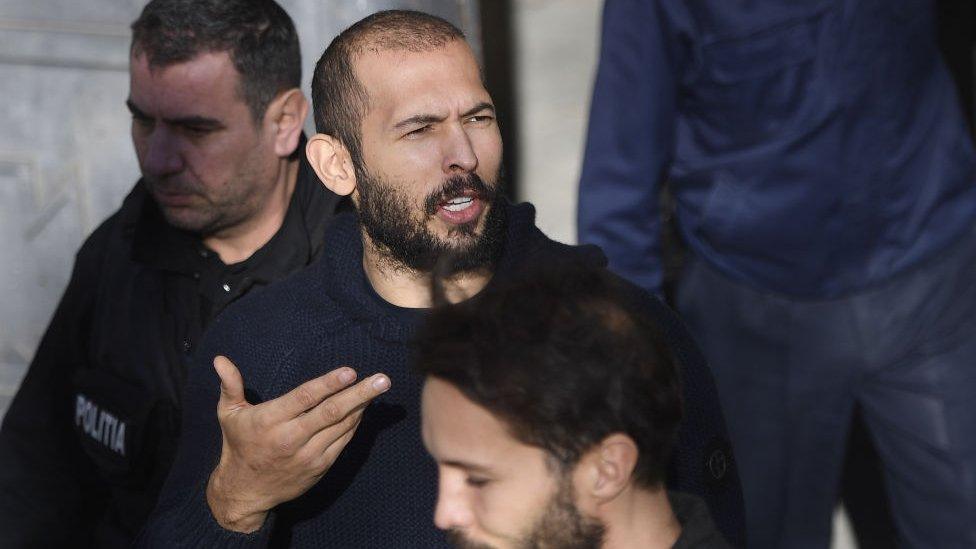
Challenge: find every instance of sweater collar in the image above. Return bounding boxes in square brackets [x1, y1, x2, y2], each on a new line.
[320, 198, 544, 343]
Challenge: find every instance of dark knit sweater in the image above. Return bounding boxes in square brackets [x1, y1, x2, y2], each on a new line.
[139, 202, 744, 548]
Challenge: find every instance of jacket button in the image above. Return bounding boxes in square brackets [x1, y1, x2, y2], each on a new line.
[182, 339, 192, 353]
[707, 448, 728, 481]
[222, 283, 231, 292]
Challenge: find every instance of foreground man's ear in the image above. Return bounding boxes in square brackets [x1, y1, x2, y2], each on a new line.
[265, 88, 309, 158]
[307, 134, 357, 196]
[575, 432, 639, 512]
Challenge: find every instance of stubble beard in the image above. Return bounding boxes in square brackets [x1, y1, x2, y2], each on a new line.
[144, 171, 261, 238]
[445, 476, 606, 549]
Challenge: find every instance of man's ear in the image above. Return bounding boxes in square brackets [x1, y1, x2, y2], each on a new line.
[575, 433, 639, 509]
[306, 133, 357, 196]
[264, 88, 309, 157]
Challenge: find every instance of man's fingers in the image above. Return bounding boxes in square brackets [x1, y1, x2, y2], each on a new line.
[297, 374, 390, 438]
[305, 413, 363, 471]
[264, 366, 360, 423]
[214, 356, 248, 411]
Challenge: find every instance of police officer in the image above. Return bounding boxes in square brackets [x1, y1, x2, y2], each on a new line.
[0, 0, 343, 546]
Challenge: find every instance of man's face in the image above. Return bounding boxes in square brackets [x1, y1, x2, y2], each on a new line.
[421, 378, 605, 549]
[128, 51, 279, 236]
[352, 40, 505, 273]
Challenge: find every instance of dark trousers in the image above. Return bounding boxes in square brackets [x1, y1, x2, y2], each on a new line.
[675, 226, 976, 548]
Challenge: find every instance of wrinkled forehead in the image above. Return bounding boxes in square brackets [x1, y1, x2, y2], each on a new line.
[352, 40, 489, 123]
[351, 34, 484, 79]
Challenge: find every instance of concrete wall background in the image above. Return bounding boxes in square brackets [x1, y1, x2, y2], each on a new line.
[513, 0, 601, 245]
[0, 0, 479, 418]
[0, 1, 139, 416]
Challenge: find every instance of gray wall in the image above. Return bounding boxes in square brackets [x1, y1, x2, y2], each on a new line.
[0, 0, 479, 418]
[513, 0, 601, 244]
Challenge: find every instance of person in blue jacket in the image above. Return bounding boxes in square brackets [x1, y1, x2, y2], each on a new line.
[578, 1, 976, 547]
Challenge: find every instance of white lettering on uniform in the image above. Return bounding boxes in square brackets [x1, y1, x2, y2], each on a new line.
[75, 395, 85, 426]
[114, 423, 126, 455]
[74, 393, 127, 457]
[83, 400, 96, 433]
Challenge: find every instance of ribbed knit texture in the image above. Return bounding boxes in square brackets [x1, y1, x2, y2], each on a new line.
[138, 201, 744, 548]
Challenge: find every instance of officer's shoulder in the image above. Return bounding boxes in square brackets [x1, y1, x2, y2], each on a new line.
[74, 182, 145, 266]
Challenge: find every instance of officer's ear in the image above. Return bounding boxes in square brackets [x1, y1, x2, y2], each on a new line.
[264, 88, 309, 158]
[306, 134, 357, 197]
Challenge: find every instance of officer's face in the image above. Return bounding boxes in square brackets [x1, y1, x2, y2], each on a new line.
[421, 378, 605, 549]
[127, 51, 280, 236]
[350, 40, 505, 272]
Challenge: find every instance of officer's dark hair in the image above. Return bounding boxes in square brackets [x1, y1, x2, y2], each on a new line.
[414, 258, 684, 488]
[311, 10, 466, 172]
[130, 0, 301, 123]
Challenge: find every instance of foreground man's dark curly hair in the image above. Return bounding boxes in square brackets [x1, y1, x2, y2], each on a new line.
[413, 258, 683, 487]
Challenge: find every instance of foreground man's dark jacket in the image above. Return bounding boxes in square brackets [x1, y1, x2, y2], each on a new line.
[139, 202, 745, 548]
[0, 154, 343, 547]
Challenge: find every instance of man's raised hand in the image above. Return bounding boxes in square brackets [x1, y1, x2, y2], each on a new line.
[205, 355, 390, 533]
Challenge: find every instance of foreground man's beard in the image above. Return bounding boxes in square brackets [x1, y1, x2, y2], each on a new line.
[356, 166, 507, 274]
[446, 478, 605, 549]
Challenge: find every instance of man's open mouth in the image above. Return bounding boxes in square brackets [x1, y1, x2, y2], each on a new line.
[442, 196, 475, 212]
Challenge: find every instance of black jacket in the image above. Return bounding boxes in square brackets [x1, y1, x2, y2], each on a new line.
[671, 492, 733, 548]
[139, 202, 744, 547]
[0, 154, 343, 547]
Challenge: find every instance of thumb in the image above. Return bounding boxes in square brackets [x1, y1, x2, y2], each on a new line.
[214, 355, 248, 411]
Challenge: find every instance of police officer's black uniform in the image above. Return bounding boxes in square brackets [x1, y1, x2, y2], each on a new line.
[0, 149, 342, 547]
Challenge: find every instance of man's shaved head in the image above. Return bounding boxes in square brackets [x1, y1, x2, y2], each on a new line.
[311, 10, 468, 171]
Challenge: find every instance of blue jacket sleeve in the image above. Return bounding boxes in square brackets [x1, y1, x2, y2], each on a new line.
[577, 0, 681, 295]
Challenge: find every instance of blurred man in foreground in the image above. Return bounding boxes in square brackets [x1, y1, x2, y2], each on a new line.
[418, 260, 731, 548]
[0, 0, 342, 545]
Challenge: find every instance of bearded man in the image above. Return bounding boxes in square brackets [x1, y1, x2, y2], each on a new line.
[140, 10, 744, 547]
